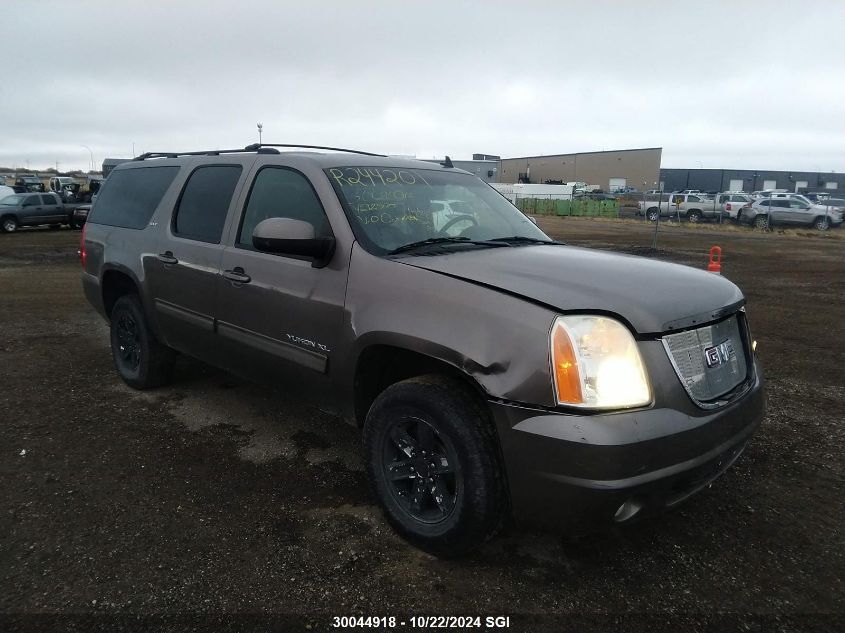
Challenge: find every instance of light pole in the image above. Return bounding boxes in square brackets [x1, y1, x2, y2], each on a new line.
[81, 145, 94, 172]
[257, 123, 263, 144]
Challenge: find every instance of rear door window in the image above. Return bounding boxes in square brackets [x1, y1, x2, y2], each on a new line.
[90, 166, 180, 229]
[172, 165, 243, 243]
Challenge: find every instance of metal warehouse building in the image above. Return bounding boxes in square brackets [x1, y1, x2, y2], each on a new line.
[660, 168, 844, 193]
[498, 147, 662, 191]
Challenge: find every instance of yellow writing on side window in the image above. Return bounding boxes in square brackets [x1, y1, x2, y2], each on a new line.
[329, 167, 431, 188]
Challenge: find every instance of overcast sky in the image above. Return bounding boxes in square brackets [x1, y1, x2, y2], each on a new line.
[3, 0, 844, 173]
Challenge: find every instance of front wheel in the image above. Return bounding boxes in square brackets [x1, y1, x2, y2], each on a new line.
[813, 216, 830, 231]
[110, 295, 175, 389]
[363, 375, 507, 557]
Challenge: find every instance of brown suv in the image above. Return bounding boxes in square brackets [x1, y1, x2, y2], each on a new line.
[81, 144, 765, 556]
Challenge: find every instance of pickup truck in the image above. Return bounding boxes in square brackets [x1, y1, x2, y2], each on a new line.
[80, 144, 764, 556]
[0, 191, 89, 232]
[638, 193, 722, 223]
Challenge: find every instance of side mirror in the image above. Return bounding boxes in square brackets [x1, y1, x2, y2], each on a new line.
[252, 217, 335, 268]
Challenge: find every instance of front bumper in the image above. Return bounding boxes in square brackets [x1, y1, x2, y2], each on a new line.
[489, 360, 765, 532]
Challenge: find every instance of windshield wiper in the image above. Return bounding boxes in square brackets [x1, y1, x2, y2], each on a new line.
[388, 237, 510, 255]
[489, 236, 564, 245]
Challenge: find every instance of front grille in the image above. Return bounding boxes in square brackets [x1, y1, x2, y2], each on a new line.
[662, 314, 748, 407]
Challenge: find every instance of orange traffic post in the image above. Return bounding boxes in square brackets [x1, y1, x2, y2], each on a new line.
[707, 245, 722, 274]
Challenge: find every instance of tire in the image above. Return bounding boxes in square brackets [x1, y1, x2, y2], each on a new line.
[687, 210, 702, 223]
[109, 295, 175, 389]
[754, 214, 770, 230]
[1, 216, 18, 233]
[735, 209, 743, 224]
[646, 208, 659, 222]
[49, 224, 61, 230]
[813, 216, 830, 231]
[363, 375, 507, 557]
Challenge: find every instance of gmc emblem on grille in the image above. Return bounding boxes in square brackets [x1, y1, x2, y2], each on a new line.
[704, 340, 735, 367]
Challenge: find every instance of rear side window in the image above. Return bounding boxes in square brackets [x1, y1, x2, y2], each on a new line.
[41, 194, 59, 205]
[89, 166, 179, 229]
[172, 165, 242, 243]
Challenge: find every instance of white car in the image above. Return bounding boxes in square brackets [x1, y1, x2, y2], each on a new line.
[430, 199, 477, 234]
[715, 193, 754, 220]
[0, 185, 15, 201]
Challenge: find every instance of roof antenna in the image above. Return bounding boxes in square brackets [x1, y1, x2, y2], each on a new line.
[441, 156, 454, 168]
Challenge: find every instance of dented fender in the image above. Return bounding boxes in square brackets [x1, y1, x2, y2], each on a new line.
[337, 243, 558, 412]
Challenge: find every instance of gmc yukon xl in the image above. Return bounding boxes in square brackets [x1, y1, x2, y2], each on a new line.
[81, 144, 765, 556]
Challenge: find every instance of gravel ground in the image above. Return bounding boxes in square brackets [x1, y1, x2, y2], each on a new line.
[0, 220, 843, 632]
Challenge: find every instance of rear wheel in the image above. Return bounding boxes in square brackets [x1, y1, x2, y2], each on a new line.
[754, 214, 770, 230]
[646, 208, 659, 222]
[363, 375, 507, 557]
[687, 210, 702, 223]
[110, 295, 175, 389]
[1, 216, 18, 233]
[813, 216, 830, 231]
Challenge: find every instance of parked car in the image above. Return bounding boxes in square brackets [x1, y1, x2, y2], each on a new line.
[429, 199, 477, 235]
[80, 145, 764, 556]
[0, 192, 67, 232]
[13, 176, 46, 192]
[715, 193, 754, 220]
[741, 198, 843, 230]
[638, 193, 719, 222]
[815, 198, 845, 211]
[70, 204, 91, 229]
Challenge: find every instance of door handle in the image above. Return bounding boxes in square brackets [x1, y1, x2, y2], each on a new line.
[157, 251, 178, 265]
[223, 267, 251, 284]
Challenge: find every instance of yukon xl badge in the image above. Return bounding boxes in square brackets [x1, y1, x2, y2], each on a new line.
[704, 339, 735, 368]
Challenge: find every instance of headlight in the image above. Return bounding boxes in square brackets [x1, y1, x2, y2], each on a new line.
[550, 315, 651, 409]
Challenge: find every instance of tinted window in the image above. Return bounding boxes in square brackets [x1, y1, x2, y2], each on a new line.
[172, 165, 242, 243]
[41, 194, 58, 205]
[237, 168, 329, 249]
[772, 200, 790, 208]
[688, 195, 700, 202]
[758, 200, 770, 207]
[89, 166, 180, 230]
[788, 200, 808, 209]
[23, 195, 40, 206]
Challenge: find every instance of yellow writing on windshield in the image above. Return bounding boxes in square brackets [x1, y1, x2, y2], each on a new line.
[329, 167, 431, 188]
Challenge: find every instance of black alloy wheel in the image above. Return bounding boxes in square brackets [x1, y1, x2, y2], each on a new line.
[363, 375, 507, 557]
[114, 311, 141, 373]
[109, 294, 175, 389]
[381, 415, 460, 524]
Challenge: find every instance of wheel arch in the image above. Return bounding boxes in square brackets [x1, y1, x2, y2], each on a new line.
[100, 265, 144, 319]
[352, 341, 491, 429]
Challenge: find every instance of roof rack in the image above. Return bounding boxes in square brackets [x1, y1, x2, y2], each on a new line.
[244, 143, 386, 157]
[133, 143, 386, 161]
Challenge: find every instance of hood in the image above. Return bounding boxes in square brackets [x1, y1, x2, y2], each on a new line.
[400, 245, 744, 335]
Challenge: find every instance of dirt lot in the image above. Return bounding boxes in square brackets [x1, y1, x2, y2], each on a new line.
[1, 219, 843, 632]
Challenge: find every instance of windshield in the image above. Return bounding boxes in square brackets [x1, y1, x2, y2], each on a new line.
[1, 194, 25, 205]
[326, 166, 550, 254]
